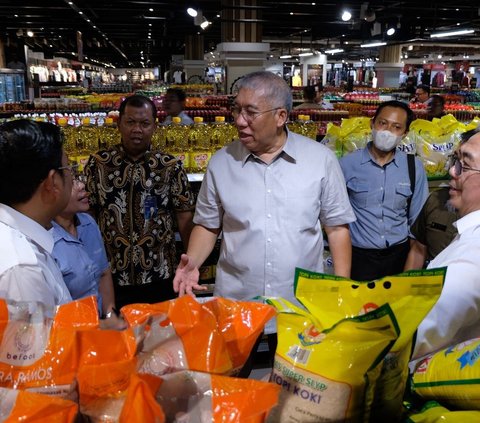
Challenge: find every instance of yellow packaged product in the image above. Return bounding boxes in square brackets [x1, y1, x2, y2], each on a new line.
[265, 299, 399, 422]
[406, 400, 480, 422]
[294, 267, 446, 421]
[412, 337, 480, 410]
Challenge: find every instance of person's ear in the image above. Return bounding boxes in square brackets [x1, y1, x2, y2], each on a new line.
[277, 108, 289, 127]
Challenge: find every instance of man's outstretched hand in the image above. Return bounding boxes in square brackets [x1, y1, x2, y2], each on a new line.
[173, 253, 207, 297]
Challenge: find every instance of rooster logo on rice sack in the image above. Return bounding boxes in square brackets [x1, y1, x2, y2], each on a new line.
[298, 324, 326, 346]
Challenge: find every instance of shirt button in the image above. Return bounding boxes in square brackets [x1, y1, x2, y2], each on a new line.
[267, 238, 272, 242]
[267, 262, 271, 266]
[267, 214, 272, 218]
[267, 189, 271, 193]
[381, 235, 384, 239]
[267, 284, 271, 288]
[380, 186, 384, 190]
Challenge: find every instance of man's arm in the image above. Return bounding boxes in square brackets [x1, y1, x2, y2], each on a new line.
[175, 210, 194, 250]
[323, 224, 351, 278]
[404, 238, 428, 270]
[173, 224, 220, 297]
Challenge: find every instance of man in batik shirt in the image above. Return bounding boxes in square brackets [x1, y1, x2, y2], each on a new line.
[85, 95, 195, 308]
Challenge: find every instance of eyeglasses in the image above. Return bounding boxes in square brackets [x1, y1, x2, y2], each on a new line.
[231, 106, 282, 123]
[56, 163, 79, 179]
[451, 155, 480, 176]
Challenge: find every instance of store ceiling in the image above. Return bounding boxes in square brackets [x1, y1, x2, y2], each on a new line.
[2, 0, 480, 70]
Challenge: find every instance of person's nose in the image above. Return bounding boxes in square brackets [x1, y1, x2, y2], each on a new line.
[449, 163, 458, 179]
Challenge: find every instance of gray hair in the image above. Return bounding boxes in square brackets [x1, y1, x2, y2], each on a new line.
[236, 71, 293, 113]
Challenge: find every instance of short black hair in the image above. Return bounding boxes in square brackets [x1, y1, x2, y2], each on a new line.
[373, 100, 415, 131]
[118, 94, 157, 120]
[303, 86, 317, 101]
[430, 94, 445, 107]
[166, 88, 187, 102]
[0, 119, 64, 205]
[416, 84, 431, 96]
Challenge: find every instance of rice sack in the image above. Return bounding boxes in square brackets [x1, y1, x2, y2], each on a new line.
[0, 387, 78, 422]
[155, 370, 280, 422]
[412, 337, 480, 410]
[406, 400, 480, 422]
[294, 267, 446, 421]
[265, 299, 399, 422]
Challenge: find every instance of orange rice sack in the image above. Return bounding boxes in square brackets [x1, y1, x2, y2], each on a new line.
[0, 297, 98, 399]
[202, 297, 276, 372]
[0, 387, 78, 422]
[155, 370, 280, 423]
[77, 359, 165, 422]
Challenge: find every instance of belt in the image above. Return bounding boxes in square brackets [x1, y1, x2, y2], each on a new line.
[352, 239, 409, 257]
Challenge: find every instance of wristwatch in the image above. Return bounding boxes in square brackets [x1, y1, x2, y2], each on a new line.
[102, 308, 119, 320]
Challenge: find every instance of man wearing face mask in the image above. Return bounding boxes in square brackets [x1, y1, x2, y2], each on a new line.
[340, 100, 428, 281]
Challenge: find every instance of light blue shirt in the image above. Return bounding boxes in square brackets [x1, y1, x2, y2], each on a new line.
[194, 129, 356, 332]
[340, 142, 428, 249]
[51, 213, 109, 314]
[163, 111, 193, 125]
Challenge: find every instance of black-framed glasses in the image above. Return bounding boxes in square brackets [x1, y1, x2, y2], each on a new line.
[451, 155, 480, 176]
[231, 106, 282, 123]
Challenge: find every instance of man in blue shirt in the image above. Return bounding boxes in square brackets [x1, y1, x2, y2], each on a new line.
[340, 100, 428, 280]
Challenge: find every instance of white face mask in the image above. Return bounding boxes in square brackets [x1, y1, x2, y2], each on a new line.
[372, 129, 403, 152]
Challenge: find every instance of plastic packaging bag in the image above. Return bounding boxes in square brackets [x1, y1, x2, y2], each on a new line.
[265, 298, 399, 422]
[412, 337, 480, 410]
[406, 400, 480, 422]
[155, 370, 280, 422]
[294, 267, 446, 421]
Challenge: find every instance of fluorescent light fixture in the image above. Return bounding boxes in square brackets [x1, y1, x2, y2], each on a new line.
[298, 51, 314, 57]
[187, 7, 198, 17]
[200, 18, 210, 29]
[430, 29, 474, 38]
[386, 27, 395, 36]
[361, 41, 387, 47]
[341, 10, 352, 21]
[325, 48, 344, 54]
[27, 30, 34, 37]
[279, 54, 292, 59]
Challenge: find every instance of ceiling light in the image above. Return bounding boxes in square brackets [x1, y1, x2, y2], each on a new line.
[437, 54, 442, 59]
[149, 8, 153, 12]
[200, 18, 210, 29]
[299, 51, 314, 57]
[27, 30, 34, 37]
[187, 7, 198, 17]
[341, 10, 352, 21]
[325, 48, 344, 54]
[408, 45, 413, 50]
[386, 27, 395, 36]
[279, 54, 292, 59]
[430, 29, 474, 38]
[361, 41, 387, 47]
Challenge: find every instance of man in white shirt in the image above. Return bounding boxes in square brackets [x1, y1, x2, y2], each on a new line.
[0, 120, 73, 309]
[413, 126, 480, 359]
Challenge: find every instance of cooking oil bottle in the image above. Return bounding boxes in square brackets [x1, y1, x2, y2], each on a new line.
[189, 116, 211, 173]
[166, 116, 189, 167]
[301, 115, 318, 140]
[210, 116, 230, 152]
[288, 114, 304, 135]
[151, 121, 167, 151]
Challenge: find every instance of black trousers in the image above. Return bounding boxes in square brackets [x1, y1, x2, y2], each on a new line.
[114, 278, 176, 309]
[351, 240, 410, 281]
[238, 333, 277, 378]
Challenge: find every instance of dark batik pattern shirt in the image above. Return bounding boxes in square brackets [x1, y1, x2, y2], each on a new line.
[84, 144, 195, 286]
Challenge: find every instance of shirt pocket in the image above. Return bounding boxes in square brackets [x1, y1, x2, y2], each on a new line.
[346, 180, 369, 209]
[393, 184, 412, 210]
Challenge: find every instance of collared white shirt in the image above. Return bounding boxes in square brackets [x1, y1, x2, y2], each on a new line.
[413, 209, 480, 359]
[194, 130, 356, 332]
[0, 204, 72, 309]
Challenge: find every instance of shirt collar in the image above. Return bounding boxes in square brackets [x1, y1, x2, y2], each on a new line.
[240, 127, 296, 166]
[361, 141, 399, 167]
[455, 209, 480, 235]
[0, 203, 54, 253]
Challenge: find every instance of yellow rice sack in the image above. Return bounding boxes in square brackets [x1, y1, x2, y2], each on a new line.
[406, 400, 480, 422]
[412, 337, 480, 410]
[294, 267, 446, 421]
[265, 299, 399, 422]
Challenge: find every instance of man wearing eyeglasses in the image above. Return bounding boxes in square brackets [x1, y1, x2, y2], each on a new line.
[0, 119, 72, 309]
[413, 127, 480, 360]
[173, 71, 356, 374]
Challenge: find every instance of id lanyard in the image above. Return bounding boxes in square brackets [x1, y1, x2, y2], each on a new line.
[143, 161, 158, 223]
